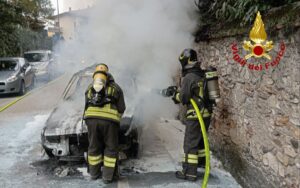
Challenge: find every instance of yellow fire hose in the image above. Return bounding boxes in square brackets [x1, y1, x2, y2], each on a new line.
[190, 98, 210, 188]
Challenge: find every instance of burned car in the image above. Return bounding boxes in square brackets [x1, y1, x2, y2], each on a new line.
[41, 65, 139, 161]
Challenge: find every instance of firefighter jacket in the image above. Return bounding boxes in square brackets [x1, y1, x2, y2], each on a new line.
[84, 77, 126, 123]
[174, 69, 212, 120]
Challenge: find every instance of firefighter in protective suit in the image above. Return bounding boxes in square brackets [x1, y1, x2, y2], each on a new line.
[170, 49, 213, 181]
[84, 64, 126, 184]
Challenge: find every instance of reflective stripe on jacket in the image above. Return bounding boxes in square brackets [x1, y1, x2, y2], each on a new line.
[84, 82, 125, 123]
[84, 105, 121, 122]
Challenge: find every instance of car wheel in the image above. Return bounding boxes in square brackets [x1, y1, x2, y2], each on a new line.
[19, 80, 26, 96]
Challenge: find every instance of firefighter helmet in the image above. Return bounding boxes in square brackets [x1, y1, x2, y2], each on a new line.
[93, 64, 108, 78]
[95, 63, 109, 73]
[178, 49, 198, 70]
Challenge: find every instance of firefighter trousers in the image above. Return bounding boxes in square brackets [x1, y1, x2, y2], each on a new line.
[85, 118, 119, 181]
[182, 117, 211, 177]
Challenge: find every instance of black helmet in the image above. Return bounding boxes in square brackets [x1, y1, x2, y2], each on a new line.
[178, 48, 198, 70]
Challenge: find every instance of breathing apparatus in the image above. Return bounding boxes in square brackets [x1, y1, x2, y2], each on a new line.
[91, 64, 108, 106]
[205, 67, 220, 103]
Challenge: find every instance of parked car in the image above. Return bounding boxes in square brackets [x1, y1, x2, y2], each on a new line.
[41, 65, 139, 162]
[24, 50, 54, 80]
[0, 57, 35, 95]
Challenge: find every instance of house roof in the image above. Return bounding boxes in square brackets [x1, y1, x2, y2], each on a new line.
[50, 8, 90, 20]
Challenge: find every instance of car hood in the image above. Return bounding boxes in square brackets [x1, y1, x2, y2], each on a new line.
[0, 71, 15, 80]
[44, 100, 134, 137]
[44, 100, 86, 136]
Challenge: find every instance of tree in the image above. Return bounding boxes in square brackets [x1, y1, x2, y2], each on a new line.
[10, 0, 54, 31]
[0, 0, 54, 56]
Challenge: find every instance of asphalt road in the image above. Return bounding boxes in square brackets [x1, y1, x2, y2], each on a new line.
[0, 74, 241, 188]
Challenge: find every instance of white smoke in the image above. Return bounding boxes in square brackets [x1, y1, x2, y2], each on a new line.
[55, 0, 197, 124]
[62, 0, 95, 11]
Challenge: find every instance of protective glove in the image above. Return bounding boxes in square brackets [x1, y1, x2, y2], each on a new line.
[171, 92, 180, 104]
[162, 86, 177, 97]
[168, 86, 177, 96]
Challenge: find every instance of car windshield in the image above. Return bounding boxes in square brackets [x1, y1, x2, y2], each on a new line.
[64, 75, 92, 100]
[0, 60, 18, 71]
[64, 69, 136, 105]
[24, 53, 48, 62]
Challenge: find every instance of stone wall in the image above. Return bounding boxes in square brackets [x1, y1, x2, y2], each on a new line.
[195, 28, 300, 188]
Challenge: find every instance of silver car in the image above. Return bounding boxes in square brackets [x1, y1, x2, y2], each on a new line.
[24, 50, 53, 80]
[0, 57, 35, 95]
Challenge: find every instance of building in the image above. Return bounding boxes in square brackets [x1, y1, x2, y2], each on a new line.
[63, 0, 96, 12]
[52, 9, 89, 41]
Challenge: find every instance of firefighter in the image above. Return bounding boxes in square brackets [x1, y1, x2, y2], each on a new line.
[84, 64, 126, 184]
[168, 49, 213, 181]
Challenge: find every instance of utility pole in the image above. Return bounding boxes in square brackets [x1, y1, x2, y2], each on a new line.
[56, 0, 60, 35]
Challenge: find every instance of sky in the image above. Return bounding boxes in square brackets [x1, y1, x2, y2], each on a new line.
[51, 0, 63, 15]
[51, 0, 95, 15]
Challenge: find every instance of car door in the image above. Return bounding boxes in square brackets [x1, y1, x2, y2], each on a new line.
[22, 59, 33, 87]
[26, 59, 34, 87]
[19, 59, 27, 85]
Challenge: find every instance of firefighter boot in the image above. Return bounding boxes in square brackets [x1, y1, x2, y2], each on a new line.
[175, 171, 197, 181]
[103, 179, 113, 184]
[175, 162, 197, 181]
[113, 163, 120, 181]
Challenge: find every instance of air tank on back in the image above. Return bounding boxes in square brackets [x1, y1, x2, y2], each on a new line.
[205, 67, 220, 103]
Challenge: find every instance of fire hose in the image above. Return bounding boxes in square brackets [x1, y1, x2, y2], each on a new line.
[190, 98, 210, 188]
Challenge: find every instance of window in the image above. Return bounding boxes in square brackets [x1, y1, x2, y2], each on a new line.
[0, 60, 18, 71]
[24, 53, 48, 62]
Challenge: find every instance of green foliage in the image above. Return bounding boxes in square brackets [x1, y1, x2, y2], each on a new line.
[10, 0, 54, 31]
[0, 0, 53, 57]
[0, 27, 52, 57]
[197, 0, 299, 25]
[195, 0, 300, 40]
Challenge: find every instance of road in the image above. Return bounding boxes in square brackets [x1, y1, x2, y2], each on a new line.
[0, 74, 241, 188]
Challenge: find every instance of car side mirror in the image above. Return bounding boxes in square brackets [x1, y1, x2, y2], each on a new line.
[21, 66, 26, 72]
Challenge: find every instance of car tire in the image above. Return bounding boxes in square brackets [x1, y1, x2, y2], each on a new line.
[19, 80, 26, 96]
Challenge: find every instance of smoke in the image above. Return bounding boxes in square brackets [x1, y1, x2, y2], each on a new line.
[62, 0, 95, 11]
[55, 0, 197, 124]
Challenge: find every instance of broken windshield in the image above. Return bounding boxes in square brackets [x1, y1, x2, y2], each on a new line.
[64, 75, 92, 100]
